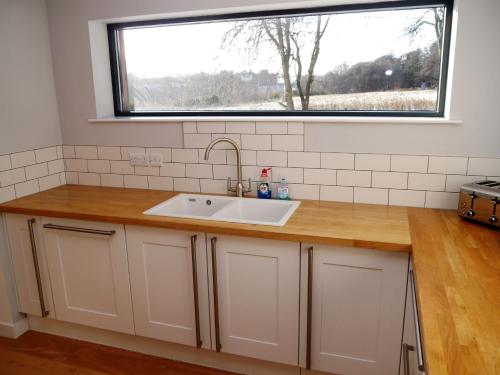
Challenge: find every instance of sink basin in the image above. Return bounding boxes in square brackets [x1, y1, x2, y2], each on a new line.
[144, 194, 300, 226]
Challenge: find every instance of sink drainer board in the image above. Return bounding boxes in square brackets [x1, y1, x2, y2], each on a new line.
[144, 194, 301, 227]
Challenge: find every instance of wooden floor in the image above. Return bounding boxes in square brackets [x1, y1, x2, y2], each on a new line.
[0, 331, 237, 375]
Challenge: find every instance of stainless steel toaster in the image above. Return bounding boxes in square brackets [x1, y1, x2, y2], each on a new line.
[458, 180, 500, 227]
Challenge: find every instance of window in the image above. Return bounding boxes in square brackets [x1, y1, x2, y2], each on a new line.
[107, 0, 453, 117]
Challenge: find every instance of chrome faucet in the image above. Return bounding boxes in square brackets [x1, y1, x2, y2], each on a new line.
[204, 137, 251, 197]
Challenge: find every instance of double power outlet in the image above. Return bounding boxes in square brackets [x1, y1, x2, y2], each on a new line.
[129, 152, 163, 167]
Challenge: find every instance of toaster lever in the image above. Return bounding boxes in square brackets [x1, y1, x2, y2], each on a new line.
[489, 198, 498, 224]
[466, 192, 478, 217]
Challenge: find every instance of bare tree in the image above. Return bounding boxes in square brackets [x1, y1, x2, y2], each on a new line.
[222, 15, 330, 110]
[405, 8, 444, 54]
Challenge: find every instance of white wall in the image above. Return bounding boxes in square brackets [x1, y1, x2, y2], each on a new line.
[0, 0, 62, 155]
[46, 0, 500, 156]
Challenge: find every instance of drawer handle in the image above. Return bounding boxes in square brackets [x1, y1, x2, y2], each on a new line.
[410, 270, 425, 372]
[43, 224, 116, 236]
[403, 343, 415, 375]
[190, 235, 202, 349]
[306, 246, 313, 370]
[210, 237, 221, 352]
[27, 219, 49, 317]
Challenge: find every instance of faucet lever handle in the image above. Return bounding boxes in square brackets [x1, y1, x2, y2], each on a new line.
[244, 178, 252, 193]
[227, 178, 236, 192]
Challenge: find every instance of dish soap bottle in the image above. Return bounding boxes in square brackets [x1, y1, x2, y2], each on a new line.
[277, 177, 290, 200]
[257, 168, 272, 199]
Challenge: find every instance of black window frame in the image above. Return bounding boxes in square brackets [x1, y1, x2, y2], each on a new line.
[107, 0, 454, 118]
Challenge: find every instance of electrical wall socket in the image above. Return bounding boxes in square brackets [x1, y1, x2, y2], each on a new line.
[148, 153, 163, 167]
[129, 153, 149, 166]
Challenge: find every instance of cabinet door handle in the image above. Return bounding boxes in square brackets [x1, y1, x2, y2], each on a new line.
[306, 246, 314, 370]
[403, 343, 415, 375]
[410, 270, 425, 372]
[27, 219, 49, 317]
[210, 237, 221, 352]
[190, 235, 202, 349]
[43, 224, 115, 236]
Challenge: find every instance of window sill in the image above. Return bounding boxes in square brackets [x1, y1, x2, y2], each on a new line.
[88, 116, 462, 125]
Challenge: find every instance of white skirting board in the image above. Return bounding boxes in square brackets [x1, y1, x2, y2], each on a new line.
[27, 315, 308, 375]
[0, 318, 29, 338]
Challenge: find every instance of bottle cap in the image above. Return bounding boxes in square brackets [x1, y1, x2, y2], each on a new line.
[260, 168, 271, 177]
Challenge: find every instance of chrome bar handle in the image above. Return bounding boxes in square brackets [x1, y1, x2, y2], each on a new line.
[410, 269, 425, 372]
[210, 237, 221, 352]
[306, 246, 314, 370]
[227, 178, 236, 192]
[43, 224, 115, 236]
[190, 235, 202, 349]
[403, 343, 415, 375]
[243, 178, 252, 193]
[27, 219, 49, 317]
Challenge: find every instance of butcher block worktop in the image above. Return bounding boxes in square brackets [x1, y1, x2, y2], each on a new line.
[1, 185, 499, 374]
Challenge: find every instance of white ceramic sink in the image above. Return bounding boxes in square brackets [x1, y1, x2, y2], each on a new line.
[144, 194, 300, 226]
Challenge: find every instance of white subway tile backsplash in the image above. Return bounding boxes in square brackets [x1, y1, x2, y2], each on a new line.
[172, 149, 198, 163]
[213, 164, 237, 180]
[148, 176, 173, 191]
[355, 154, 390, 171]
[75, 145, 98, 160]
[257, 151, 287, 167]
[48, 159, 65, 174]
[65, 172, 78, 184]
[15, 180, 39, 198]
[445, 175, 485, 192]
[288, 152, 320, 168]
[391, 155, 428, 173]
[211, 134, 241, 149]
[242, 166, 262, 181]
[200, 179, 228, 194]
[197, 122, 225, 133]
[25, 163, 49, 180]
[186, 164, 213, 178]
[389, 189, 425, 207]
[38, 174, 61, 191]
[372, 172, 407, 189]
[0, 186, 16, 203]
[320, 186, 353, 203]
[59, 172, 66, 185]
[101, 174, 124, 188]
[65, 159, 88, 172]
[271, 168, 303, 183]
[287, 122, 304, 135]
[256, 122, 287, 134]
[174, 178, 200, 192]
[56, 146, 63, 159]
[184, 133, 213, 149]
[62, 145, 75, 159]
[337, 170, 371, 187]
[160, 163, 186, 177]
[78, 173, 100, 186]
[354, 187, 388, 205]
[467, 158, 500, 176]
[0, 168, 26, 187]
[183, 122, 197, 134]
[226, 122, 255, 134]
[227, 150, 257, 166]
[304, 169, 336, 185]
[110, 160, 134, 175]
[425, 191, 459, 209]
[241, 134, 271, 150]
[11, 151, 35, 168]
[289, 184, 319, 200]
[321, 153, 354, 170]
[0, 155, 11, 171]
[35, 147, 58, 163]
[134, 166, 160, 176]
[408, 173, 446, 191]
[88, 160, 111, 174]
[124, 175, 148, 189]
[428, 156, 467, 175]
[199, 149, 226, 164]
[146, 148, 172, 163]
[98, 146, 122, 160]
[272, 135, 303, 151]
[121, 147, 146, 160]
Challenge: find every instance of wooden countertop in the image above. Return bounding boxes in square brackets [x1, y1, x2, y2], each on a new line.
[0, 185, 498, 374]
[408, 208, 500, 375]
[0, 185, 411, 252]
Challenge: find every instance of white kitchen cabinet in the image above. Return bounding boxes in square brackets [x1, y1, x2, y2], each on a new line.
[301, 244, 408, 375]
[41, 218, 134, 334]
[207, 234, 300, 366]
[126, 226, 210, 349]
[5, 214, 55, 318]
[399, 261, 425, 375]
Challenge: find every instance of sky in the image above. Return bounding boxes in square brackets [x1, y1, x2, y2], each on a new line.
[123, 7, 440, 79]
